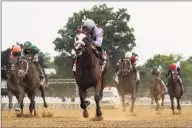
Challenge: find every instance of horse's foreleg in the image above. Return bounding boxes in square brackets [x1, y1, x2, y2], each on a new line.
[100, 74, 107, 100]
[170, 96, 175, 114]
[28, 91, 37, 115]
[79, 88, 89, 118]
[120, 91, 126, 112]
[176, 97, 181, 112]
[7, 90, 13, 112]
[161, 94, 165, 111]
[150, 96, 154, 111]
[95, 81, 102, 117]
[39, 85, 48, 108]
[16, 87, 25, 114]
[130, 90, 136, 113]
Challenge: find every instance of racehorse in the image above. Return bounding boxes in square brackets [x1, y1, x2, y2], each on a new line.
[17, 56, 48, 115]
[150, 75, 165, 113]
[117, 58, 137, 113]
[7, 57, 25, 113]
[73, 33, 109, 119]
[167, 71, 183, 114]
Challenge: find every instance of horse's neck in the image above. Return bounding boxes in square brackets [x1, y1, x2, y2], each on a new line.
[10, 72, 18, 83]
[80, 47, 97, 67]
[26, 63, 37, 79]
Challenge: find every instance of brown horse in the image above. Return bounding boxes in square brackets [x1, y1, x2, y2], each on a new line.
[150, 75, 165, 113]
[167, 71, 183, 114]
[73, 33, 109, 118]
[117, 58, 137, 113]
[7, 57, 25, 113]
[17, 56, 48, 115]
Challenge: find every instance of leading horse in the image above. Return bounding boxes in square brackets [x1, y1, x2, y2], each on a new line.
[73, 33, 109, 118]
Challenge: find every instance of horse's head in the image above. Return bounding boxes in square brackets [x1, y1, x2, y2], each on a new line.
[74, 33, 93, 56]
[17, 58, 30, 80]
[170, 71, 178, 85]
[8, 57, 18, 75]
[120, 59, 132, 76]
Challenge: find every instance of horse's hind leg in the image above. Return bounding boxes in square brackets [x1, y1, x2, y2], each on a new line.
[79, 88, 89, 118]
[161, 94, 165, 111]
[95, 81, 102, 118]
[7, 90, 13, 112]
[39, 85, 48, 108]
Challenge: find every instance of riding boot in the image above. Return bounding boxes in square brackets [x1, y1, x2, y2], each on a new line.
[72, 57, 77, 73]
[134, 68, 140, 92]
[178, 77, 184, 94]
[33, 61, 44, 80]
[159, 79, 166, 94]
[97, 47, 106, 72]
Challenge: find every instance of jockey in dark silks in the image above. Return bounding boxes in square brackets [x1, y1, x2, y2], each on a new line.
[151, 66, 166, 92]
[22, 41, 45, 81]
[72, 19, 107, 73]
[166, 62, 184, 92]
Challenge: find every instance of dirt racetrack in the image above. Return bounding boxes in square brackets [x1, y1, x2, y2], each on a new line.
[2, 106, 192, 128]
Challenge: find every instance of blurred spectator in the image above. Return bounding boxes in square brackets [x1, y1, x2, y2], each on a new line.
[71, 95, 75, 102]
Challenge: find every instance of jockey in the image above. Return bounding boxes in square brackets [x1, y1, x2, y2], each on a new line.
[22, 41, 44, 80]
[9, 44, 22, 58]
[73, 19, 106, 72]
[124, 51, 140, 85]
[166, 62, 184, 91]
[115, 51, 140, 86]
[151, 65, 166, 92]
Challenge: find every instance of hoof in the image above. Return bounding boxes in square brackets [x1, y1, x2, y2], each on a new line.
[95, 116, 104, 121]
[96, 110, 102, 117]
[83, 109, 89, 118]
[15, 108, 21, 112]
[85, 100, 90, 106]
[129, 108, 133, 113]
[131, 112, 137, 116]
[44, 103, 48, 108]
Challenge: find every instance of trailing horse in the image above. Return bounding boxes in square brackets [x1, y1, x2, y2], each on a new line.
[167, 71, 183, 114]
[17, 56, 48, 115]
[117, 58, 137, 113]
[73, 33, 109, 119]
[7, 57, 25, 113]
[150, 75, 165, 113]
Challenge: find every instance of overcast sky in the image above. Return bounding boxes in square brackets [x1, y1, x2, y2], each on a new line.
[2, 2, 192, 65]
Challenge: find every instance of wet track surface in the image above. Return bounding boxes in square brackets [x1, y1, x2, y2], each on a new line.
[2, 106, 192, 128]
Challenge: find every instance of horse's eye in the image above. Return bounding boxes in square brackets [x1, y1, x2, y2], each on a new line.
[76, 37, 78, 41]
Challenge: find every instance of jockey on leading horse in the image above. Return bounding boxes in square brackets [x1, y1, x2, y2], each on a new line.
[166, 62, 184, 93]
[72, 18, 107, 73]
[150, 65, 166, 93]
[22, 41, 45, 81]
